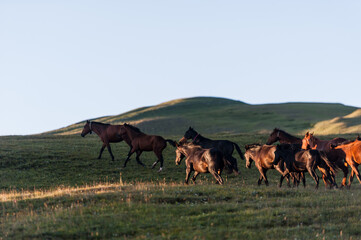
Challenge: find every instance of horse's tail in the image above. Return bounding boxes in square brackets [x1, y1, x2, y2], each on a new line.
[232, 142, 244, 160]
[319, 151, 338, 174]
[166, 139, 176, 147]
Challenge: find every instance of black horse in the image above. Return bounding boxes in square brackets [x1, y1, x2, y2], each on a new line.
[266, 128, 302, 145]
[180, 127, 243, 174]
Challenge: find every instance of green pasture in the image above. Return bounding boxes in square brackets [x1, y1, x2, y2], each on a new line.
[1, 133, 361, 239]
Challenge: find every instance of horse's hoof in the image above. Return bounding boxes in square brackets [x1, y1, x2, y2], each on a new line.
[157, 167, 163, 173]
[151, 162, 157, 169]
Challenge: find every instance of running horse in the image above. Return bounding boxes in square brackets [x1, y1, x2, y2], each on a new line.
[244, 143, 291, 187]
[180, 127, 242, 174]
[331, 138, 361, 188]
[119, 123, 175, 172]
[175, 142, 225, 185]
[266, 128, 302, 145]
[301, 132, 349, 187]
[81, 121, 131, 161]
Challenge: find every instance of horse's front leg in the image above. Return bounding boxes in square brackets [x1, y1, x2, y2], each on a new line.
[98, 143, 106, 159]
[106, 143, 115, 161]
[135, 151, 145, 167]
[185, 166, 192, 184]
[123, 148, 136, 168]
[191, 171, 200, 184]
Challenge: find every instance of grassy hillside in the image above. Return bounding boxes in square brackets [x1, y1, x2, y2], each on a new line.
[309, 109, 361, 135]
[45, 97, 357, 136]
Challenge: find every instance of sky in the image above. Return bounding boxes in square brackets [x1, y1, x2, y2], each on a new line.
[1, 1, 360, 135]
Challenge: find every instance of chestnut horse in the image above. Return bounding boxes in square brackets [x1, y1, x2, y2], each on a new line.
[301, 132, 349, 187]
[332, 139, 361, 187]
[244, 144, 291, 187]
[266, 128, 302, 145]
[273, 144, 337, 189]
[175, 142, 224, 185]
[302, 132, 347, 151]
[81, 121, 131, 161]
[119, 123, 175, 172]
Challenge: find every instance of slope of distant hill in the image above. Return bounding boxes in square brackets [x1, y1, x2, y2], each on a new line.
[308, 109, 361, 135]
[44, 97, 357, 136]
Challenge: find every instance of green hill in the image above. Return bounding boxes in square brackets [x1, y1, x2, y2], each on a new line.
[45, 97, 357, 136]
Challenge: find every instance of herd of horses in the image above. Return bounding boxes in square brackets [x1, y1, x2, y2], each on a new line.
[81, 121, 361, 189]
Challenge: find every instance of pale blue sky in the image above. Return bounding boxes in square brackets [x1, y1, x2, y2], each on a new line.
[1, 1, 360, 135]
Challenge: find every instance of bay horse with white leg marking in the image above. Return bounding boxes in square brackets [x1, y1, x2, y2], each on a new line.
[175, 142, 224, 185]
[81, 121, 131, 161]
[266, 128, 302, 145]
[119, 123, 175, 172]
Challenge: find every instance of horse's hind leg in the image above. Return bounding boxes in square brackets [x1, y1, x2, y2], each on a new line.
[135, 151, 145, 167]
[152, 151, 164, 172]
[307, 167, 319, 189]
[209, 170, 224, 185]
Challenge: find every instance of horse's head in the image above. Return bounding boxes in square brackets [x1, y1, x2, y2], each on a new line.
[81, 120, 92, 137]
[301, 132, 314, 150]
[266, 128, 280, 145]
[184, 127, 198, 140]
[244, 144, 259, 169]
[175, 142, 187, 165]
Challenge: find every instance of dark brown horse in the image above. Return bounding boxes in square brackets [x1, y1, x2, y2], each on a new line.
[332, 139, 361, 187]
[119, 123, 175, 172]
[244, 144, 291, 187]
[301, 132, 349, 187]
[180, 127, 242, 174]
[81, 121, 130, 161]
[175, 142, 224, 185]
[274, 144, 337, 189]
[266, 128, 302, 145]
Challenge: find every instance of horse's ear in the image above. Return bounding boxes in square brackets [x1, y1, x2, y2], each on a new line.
[87, 120, 90, 123]
[305, 131, 309, 137]
[311, 132, 314, 136]
[188, 126, 192, 130]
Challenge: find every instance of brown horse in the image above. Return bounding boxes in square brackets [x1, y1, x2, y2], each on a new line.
[301, 132, 349, 187]
[244, 144, 291, 187]
[175, 142, 224, 185]
[266, 128, 302, 145]
[273, 144, 337, 189]
[119, 123, 175, 172]
[81, 121, 131, 161]
[332, 139, 361, 187]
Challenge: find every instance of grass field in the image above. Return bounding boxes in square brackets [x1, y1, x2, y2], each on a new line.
[2, 133, 361, 239]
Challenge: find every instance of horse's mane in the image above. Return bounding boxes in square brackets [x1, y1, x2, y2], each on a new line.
[91, 121, 110, 126]
[124, 123, 142, 133]
[245, 143, 261, 150]
[275, 128, 299, 139]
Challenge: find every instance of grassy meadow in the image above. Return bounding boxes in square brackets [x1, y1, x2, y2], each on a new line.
[2, 133, 361, 239]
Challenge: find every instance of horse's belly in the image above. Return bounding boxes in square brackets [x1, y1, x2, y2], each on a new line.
[194, 162, 209, 173]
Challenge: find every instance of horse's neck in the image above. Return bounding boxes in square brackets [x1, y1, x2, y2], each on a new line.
[125, 128, 144, 139]
[91, 123, 106, 137]
[280, 132, 301, 144]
